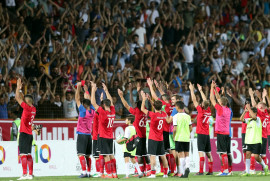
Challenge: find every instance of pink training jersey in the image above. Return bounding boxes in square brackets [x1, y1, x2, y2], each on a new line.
[77, 105, 95, 134]
[215, 104, 231, 135]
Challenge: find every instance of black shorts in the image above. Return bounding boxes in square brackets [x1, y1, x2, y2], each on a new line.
[77, 134, 92, 155]
[247, 144, 261, 155]
[242, 133, 247, 151]
[197, 134, 211, 153]
[261, 137, 267, 155]
[217, 134, 231, 154]
[163, 131, 170, 153]
[148, 139, 165, 156]
[19, 132, 33, 154]
[124, 152, 135, 158]
[136, 137, 147, 156]
[175, 141, 190, 152]
[93, 139, 99, 158]
[268, 136, 270, 151]
[99, 137, 113, 155]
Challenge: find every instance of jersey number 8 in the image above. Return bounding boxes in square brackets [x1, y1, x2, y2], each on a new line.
[157, 120, 163, 130]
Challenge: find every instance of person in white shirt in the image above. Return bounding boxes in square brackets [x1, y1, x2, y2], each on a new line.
[182, 37, 195, 80]
[210, 48, 225, 73]
[131, 18, 147, 47]
[62, 92, 78, 118]
[145, 1, 159, 27]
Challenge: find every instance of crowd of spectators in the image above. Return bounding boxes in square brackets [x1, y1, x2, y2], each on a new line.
[1, 0, 270, 119]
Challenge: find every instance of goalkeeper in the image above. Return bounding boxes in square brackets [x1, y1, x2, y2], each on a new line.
[117, 115, 143, 178]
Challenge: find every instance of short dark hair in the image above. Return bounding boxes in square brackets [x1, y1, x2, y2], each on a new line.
[127, 114, 135, 124]
[101, 99, 111, 107]
[25, 94, 33, 100]
[172, 94, 182, 100]
[161, 94, 170, 101]
[175, 101, 185, 109]
[136, 100, 142, 109]
[154, 100, 163, 111]
[82, 99, 91, 107]
[251, 107, 257, 113]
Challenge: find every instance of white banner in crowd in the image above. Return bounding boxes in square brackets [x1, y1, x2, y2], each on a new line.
[0, 140, 200, 177]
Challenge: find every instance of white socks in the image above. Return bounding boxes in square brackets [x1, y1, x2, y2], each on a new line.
[246, 159, 250, 173]
[185, 157, 190, 169]
[259, 159, 266, 169]
[134, 162, 142, 175]
[180, 158, 185, 175]
[125, 163, 130, 177]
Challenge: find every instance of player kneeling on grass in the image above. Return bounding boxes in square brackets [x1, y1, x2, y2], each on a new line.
[140, 91, 169, 178]
[173, 101, 192, 178]
[117, 115, 143, 178]
[240, 104, 269, 176]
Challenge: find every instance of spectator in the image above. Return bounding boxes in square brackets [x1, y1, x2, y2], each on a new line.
[0, 96, 8, 119]
[62, 90, 78, 119]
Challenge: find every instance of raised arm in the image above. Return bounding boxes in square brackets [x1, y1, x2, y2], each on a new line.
[246, 104, 256, 120]
[262, 88, 267, 104]
[15, 78, 23, 105]
[189, 82, 199, 107]
[249, 88, 257, 107]
[147, 78, 158, 101]
[102, 83, 113, 106]
[214, 86, 222, 105]
[154, 80, 165, 95]
[140, 91, 148, 115]
[90, 81, 99, 110]
[118, 89, 131, 111]
[197, 84, 207, 101]
[83, 84, 91, 100]
[240, 107, 247, 122]
[210, 80, 217, 107]
[75, 82, 81, 107]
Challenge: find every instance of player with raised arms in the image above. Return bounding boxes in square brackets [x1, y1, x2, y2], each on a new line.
[118, 88, 151, 176]
[147, 78, 173, 176]
[75, 82, 95, 178]
[90, 81, 117, 178]
[210, 81, 231, 176]
[249, 88, 270, 175]
[240, 104, 269, 176]
[140, 91, 169, 178]
[15, 78, 36, 180]
[189, 83, 213, 175]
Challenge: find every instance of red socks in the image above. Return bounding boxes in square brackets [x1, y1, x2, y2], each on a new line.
[199, 157, 205, 173]
[111, 159, 117, 174]
[79, 156, 87, 172]
[250, 156, 255, 170]
[228, 165, 232, 173]
[99, 155, 105, 174]
[21, 155, 27, 175]
[169, 154, 175, 173]
[86, 157, 91, 172]
[243, 153, 246, 170]
[151, 170, 156, 175]
[96, 159, 100, 172]
[27, 155, 33, 175]
[105, 161, 111, 174]
[147, 164, 151, 173]
[139, 164, 145, 173]
[209, 161, 213, 173]
[164, 168, 168, 175]
[166, 154, 170, 171]
[159, 157, 164, 173]
[221, 154, 228, 171]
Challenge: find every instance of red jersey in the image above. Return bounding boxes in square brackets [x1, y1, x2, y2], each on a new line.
[92, 112, 99, 140]
[20, 102, 36, 135]
[257, 109, 269, 138]
[159, 99, 173, 132]
[242, 110, 250, 134]
[129, 107, 147, 138]
[148, 111, 167, 141]
[196, 106, 211, 135]
[97, 106, 115, 139]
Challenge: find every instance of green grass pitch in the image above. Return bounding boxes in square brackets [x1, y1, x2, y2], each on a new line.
[1, 173, 270, 181]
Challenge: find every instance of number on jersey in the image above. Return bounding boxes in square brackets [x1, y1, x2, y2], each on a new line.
[139, 117, 146, 127]
[157, 120, 163, 130]
[28, 115, 35, 125]
[107, 118, 114, 128]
